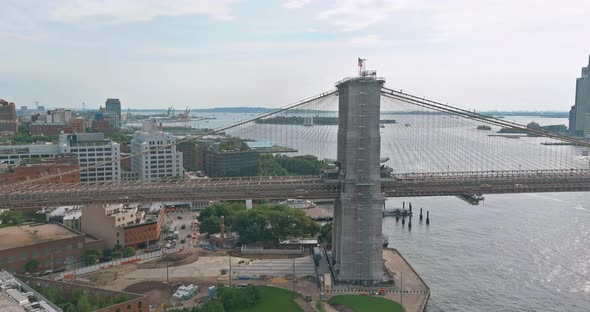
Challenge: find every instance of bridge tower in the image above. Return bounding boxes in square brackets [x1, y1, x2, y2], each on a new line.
[333, 64, 385, 283]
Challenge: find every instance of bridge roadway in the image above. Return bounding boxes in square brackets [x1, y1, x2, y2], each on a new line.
[1, 169, 590, 209]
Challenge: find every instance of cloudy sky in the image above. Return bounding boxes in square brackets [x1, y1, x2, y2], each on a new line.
[1, 0, 589, 111]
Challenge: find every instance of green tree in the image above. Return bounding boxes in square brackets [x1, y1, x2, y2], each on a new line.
[84, 248, 100, 257]
[24, 260, 39, 272]
[200, 215, 221, 234]
[257, 154, 329, 176]
[232, 204, 320, 244]
[74, 294, 94, 312]
[112, 251, 123, 259]
[320, 222, 333, 244]
[198, 202, 246, 234]
[102, 248, 112, 259]
[83, 254, 97, 266]
[200, 300, 225, 312]
[83, 248, 100, 265]
[527, 122, 542, 130]
[0, 210, 23, 225]
[123, 246, 135, 257]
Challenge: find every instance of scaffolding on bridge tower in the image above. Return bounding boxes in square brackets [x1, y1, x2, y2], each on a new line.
[332, 60, 386, 284]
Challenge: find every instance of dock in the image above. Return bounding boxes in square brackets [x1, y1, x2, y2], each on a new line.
[382, 208, 412, 218]
[456, 194, 484, 205]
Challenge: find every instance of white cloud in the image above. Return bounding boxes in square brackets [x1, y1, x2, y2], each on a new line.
[283, 0, 312, 9]
[348, 34, 383, 45]
[315, 0, 410, 32]
[46, 0, 241, 23]
[426, 0, 590, 42]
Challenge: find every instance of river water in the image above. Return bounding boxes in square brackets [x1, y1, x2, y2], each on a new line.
[131, 111, 590, 311]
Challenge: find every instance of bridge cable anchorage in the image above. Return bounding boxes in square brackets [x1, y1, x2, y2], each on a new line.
[0, 89, 337, 191]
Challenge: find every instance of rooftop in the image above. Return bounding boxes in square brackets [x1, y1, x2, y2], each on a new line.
[0, 294, 25, 312]
[0, 223, 81, 251]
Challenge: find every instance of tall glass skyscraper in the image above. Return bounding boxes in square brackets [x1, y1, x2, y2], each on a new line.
[570, 55, 590, 137]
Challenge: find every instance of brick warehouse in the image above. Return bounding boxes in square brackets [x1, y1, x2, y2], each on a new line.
[0, 223, 104, 274]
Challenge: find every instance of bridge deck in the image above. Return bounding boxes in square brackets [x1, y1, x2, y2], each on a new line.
[2, 169, 590, 209]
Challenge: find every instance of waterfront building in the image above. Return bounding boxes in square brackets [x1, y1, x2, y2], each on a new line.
[59, 133, 121, 183]
[569, 105, 576, 132]
[0, 223, 103, 274]
[0, 155, 80, 185]
[177, 141, 200, 171]
[571, 55, 590, 136]
[131, 131, 184, 182]
[82, 203, 165, 249]
[0, 99, 18, 134]
[0, 143, 60, 166]
[105, 98, 122, 127]
[204, 142, 258, 177]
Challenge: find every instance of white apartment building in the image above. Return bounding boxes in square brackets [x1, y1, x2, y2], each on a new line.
[131, 131, 184, 182]
[59, 133, 121, 183]
[0, 143, 60, 165]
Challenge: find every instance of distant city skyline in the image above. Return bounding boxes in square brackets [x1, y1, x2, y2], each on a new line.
[1, 0, 589, 111]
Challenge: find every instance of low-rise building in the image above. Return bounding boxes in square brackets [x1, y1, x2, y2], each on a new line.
[0, 155, 80, 185]
[0, 143, 60, 166]
[62, 209, 81, 232]
[46, 109, 72, 124]
[123, 211, 166, 249]
[82, 203, 165, 249]
[0, 223, 103, 274]
[30, 117, 85, 136]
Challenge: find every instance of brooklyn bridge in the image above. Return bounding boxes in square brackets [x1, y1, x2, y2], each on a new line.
[1, 67, 589, 283]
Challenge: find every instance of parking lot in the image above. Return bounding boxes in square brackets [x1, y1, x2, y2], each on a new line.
[164, 209, 200, 250]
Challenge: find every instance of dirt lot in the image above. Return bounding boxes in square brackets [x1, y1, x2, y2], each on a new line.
[82, 263, 139, 287]
[124, 281, 174, 307]
[77, 248, 324, 309]
[138, 249, 228, 269]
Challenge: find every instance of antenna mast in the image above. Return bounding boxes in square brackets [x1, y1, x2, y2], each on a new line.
[358, 58, 366, 76]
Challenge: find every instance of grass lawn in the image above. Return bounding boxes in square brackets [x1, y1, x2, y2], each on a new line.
[231, 286, 303, 312]
[328, 295, 404, 312]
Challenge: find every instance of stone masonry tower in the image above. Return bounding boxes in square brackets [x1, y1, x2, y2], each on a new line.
[332, 66, 385, 283]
